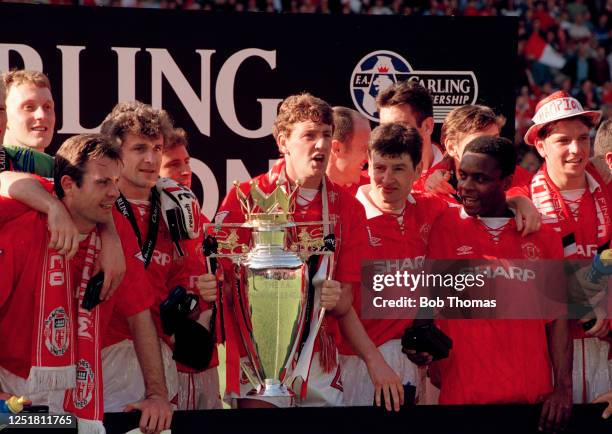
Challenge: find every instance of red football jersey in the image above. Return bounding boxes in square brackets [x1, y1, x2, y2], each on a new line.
[0, 210, 154, 379]
[427, 206, 563, 405]
[339, 186, 447, 354]
[103, 203, 207, 347]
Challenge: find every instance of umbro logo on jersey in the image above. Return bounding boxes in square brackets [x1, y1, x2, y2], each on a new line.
[456, 245, 473, 256]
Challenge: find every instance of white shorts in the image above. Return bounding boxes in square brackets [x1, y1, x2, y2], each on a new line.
[177, 367, 223, 410]
[102, 339, 179, 412]
[228, 351, 345, 408]
[572, 337, 612, 403]
[339, 339, 418, 406]
[0, 365, 66, 414]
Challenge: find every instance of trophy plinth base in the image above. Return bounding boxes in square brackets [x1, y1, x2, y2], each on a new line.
[249, 379, 295, 398]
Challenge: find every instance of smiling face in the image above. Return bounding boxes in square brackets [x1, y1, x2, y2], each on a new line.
[368, 150, 421, 212]
[4, 82, 55, 151]
[160, 144, 192, 188]
[458, 152, 510, 217]
[534, 118, 591, 189]
[278, 120, 333, 189]
[63, 157, 122, 232]
[119, 133, 163, 199]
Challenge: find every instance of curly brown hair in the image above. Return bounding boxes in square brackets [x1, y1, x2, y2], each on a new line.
[272, 93, 333, 141]
[100, 101, 174, 145]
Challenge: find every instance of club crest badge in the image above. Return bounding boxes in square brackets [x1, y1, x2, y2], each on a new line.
[44, 307, 70, 356]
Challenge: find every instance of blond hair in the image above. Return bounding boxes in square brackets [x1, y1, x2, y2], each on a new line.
[441, 105, 506, 145]
[2, 69, 51, 94]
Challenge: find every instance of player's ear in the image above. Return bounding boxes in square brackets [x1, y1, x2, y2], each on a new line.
[421, 116, 434, 138]
[277, 132, 288, 155]
[331, 139, 342, 156]
[605, 152, 612, 172]
[534, 138, 546, 158]
[60, 175, 76, 197]
[445, 136, 459, 160]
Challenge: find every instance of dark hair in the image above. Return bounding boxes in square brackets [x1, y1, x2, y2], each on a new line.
[165, 127, 189, 152]
[54, 134, 122, 199]
[463, 136, 516, 178]
[376, 80, 433, 127]
[368, 123, 422, 167]
[536, 115, 595, 140]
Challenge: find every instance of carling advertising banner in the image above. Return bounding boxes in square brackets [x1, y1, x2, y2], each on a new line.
[0, 4, 517, 218]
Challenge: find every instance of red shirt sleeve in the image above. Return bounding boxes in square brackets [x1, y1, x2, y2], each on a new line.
[0, 177, 54, 226]
[0, 223, 17, 308]
[335, 190, 368, 284]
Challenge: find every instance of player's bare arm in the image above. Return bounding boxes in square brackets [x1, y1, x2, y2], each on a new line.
[336, 307, 404, 411]
[332, 283, 404, 411]
[539, 319, 573, 433]
[0, 170, 80, 257]
[126, 309, 173, 433]
[0, 170, 126, 291]
[506, 194, 541, 236]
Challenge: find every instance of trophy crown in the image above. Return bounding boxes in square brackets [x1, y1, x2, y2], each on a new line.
[234, 180, 298, 225]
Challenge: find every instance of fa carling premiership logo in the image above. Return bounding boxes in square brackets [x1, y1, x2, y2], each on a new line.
[350, 50, 479, 123]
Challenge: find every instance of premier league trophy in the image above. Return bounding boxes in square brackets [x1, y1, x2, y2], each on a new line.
[210, 180, 326, 398]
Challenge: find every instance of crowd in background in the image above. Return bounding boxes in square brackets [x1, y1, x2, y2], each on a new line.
[4, 0, 612, 170]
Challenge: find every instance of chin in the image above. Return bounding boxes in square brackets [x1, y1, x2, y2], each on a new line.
[463, 206, 479, 217]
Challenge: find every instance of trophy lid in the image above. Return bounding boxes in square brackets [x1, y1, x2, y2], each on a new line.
[235, 180, 298, 227]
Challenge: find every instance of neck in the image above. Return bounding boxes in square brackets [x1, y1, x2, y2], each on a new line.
[421, 140, 433, 171]
[326, 162, 360, 186]
[118, 177, 152, 201]
[64, 202, 95, 235]
[478, 205, 514, 218]
[368, 189, 405, 214]
[546, 165, 587, 190]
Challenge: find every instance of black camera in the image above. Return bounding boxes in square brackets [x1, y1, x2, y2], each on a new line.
[82, 272, 104, 311]
[401, 322, 453, 361]
[160, 286, 214, 370]
[160, 286, 199, 336]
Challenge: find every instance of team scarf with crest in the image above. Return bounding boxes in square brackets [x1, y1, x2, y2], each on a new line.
[264, 159, 340, 374]
[530, 163, 611, 258]
[29, 229, 104, 433]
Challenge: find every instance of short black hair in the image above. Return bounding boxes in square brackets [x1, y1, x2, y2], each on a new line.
[463, 136, 516, 178]
[376, 80, 433, 127]
[368, 123, 422, 167]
